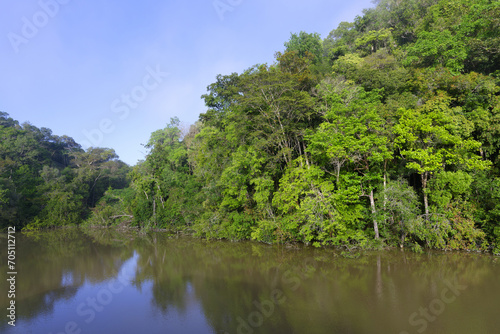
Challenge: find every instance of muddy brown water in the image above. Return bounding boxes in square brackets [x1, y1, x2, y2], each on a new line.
[1, 228, 499, 334]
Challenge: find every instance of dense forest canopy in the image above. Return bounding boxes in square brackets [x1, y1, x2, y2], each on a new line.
[2, 0, 499, 254]
[0, 111, 131, 228]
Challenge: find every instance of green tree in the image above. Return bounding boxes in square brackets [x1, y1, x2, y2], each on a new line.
[307, 83, 392, 238]
[130, 117, 199, 229]
[375, 178, 420, 246]
[323, 22, 359, 63]
[394, 93, 490, 217]
[284, 31, 323, 64]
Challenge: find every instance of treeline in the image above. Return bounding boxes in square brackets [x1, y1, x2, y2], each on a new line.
[3, 0, 500, 253]
[0, 112, 130, 228]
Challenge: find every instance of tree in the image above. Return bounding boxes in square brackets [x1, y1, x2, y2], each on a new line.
[375, 178, 420, 246]
[284, 31, 323, 64]
[404, 0, 500, 75]
[323, 22, 359, 64]
[404, 29, 467, 74]
[269, 160, 366, 247]
[130, 117, 199, 229]
[307, 83, 392, 238]
[394, 93, 490, 217]
[70, 147, 120, 208]
[355, 28, 395, 55]
[237, 64, 316, 167]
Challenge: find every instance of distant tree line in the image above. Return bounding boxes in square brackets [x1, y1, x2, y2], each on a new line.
[0, 112, 130, 229]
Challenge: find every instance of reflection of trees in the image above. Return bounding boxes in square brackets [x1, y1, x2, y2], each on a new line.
[133, 235, 191, 314]
[0, 229, 497, 333]
[132, 235, 291, 333]
[0, 228, 133, 328]
[132, 233, 498, 334]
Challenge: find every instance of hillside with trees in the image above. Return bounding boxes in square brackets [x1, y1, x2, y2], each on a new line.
[2, 0, 499, 253]
[0, 112, 130, 228]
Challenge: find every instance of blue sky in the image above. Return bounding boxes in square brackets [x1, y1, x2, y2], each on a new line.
[0, 0, 374, 165]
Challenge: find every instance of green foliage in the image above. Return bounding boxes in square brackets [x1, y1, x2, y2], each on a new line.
[394, 94, 486, 176]
[470, 173, 500, 250]
[0, 113, 130, 229]
[428, 171, 472, 208]
[408, 201, 486, 251]
[404, 29, 467, 74]
[284, 31, 323, 64]
[394, 93, 490, 218]
[270, 161, 366, 247]
[218, 146, 265, 211]
[125, 118, 202, 230]
[323, 21, 359, 63]
[6, 0, 500, 254]
[250, 219, 278, 244]
[85, 187, 135, 227]
[375, 178, 421, 245]
[355, 28, 395, 55]
[177, 0, 500, 252]
[414, 0, 500, 75]
[445, 201, 487, 251]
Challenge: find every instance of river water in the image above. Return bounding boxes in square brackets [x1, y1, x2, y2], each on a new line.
[0, 228, 499, 334]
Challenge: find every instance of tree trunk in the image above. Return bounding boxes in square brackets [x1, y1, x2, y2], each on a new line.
[383, 160, 388, 210]
[400, 225, 406, 248]
[153, 198, 156, 224]
[369, 189, 379, 239]
[336, 162, 341, 186]
[302, 140, 310, 168]
[421, 172, 429, 218]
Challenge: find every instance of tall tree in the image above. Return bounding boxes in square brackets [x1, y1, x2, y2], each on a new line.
[394, 93, 490, 217]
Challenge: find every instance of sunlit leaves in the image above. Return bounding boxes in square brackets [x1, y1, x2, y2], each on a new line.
[271, 160, 365, 246]
[284, 31, 323, 64]
[394, 94, 490, 176]
[404, 30, 467, 74]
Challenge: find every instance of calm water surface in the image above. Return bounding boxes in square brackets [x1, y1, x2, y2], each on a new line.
[0, 228, 499, 334]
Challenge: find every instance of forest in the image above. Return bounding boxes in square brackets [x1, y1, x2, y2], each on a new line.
[1, 0, 499, 254]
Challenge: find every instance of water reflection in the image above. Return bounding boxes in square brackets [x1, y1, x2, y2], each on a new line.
[0, 229, 499, 334]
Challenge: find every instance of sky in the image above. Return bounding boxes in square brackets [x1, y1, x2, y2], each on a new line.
[0, 0, 374, 166]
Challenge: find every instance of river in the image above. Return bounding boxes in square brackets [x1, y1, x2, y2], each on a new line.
[0, 228, 499, 334]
